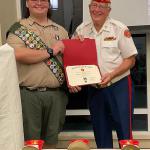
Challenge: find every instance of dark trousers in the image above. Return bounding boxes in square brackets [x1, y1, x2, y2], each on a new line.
[88, 76, 134, 148]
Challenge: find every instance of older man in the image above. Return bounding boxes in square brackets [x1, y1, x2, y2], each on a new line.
[73, 0, 137, 148]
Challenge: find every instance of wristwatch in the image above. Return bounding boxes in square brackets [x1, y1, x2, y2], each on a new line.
[47, 47, 53, 58]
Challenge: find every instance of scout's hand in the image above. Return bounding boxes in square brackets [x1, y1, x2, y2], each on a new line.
[52, 41, 65, 55]
[68, 85, 82, 93]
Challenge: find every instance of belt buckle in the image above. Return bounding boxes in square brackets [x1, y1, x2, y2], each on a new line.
[37, 87, 47, 92]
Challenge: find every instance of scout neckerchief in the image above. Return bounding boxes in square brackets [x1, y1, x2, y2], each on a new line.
[7, 22, 65, 85]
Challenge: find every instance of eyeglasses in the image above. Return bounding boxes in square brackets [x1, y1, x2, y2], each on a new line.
[89, 3, 110, 10]
[29, 0, 49, 4]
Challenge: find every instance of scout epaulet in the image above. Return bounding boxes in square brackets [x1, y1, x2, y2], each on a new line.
[7, 22, 65, 85]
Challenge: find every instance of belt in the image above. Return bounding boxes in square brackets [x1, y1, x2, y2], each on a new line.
[20, 86, 61, 92]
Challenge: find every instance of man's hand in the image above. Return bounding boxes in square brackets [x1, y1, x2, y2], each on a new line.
[52, 41, 65, 55]
[68, 85, 82, 93]
[100, 72, 113, 88]
[72, 34, 84, 41]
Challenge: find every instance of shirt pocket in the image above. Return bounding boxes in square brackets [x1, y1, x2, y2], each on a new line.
[102, 40, 118, 48]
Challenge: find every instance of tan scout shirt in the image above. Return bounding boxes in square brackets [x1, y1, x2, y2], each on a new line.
[75, 17, 138, 84]
[7, 17, 68, 88]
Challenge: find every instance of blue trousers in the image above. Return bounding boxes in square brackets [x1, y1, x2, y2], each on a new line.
[88, 76, 134, 148]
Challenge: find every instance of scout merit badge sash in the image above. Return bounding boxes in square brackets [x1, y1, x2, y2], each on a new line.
[7, 22, 65, 85]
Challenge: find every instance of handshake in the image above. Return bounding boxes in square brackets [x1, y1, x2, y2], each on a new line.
[51, 35, 85, 56]
[51, 40, 65, 56]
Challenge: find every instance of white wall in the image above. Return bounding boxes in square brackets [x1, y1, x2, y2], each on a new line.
[83, 0, 91, 22]
[83, 0, 150, 26]
[0, 0, 21, 44]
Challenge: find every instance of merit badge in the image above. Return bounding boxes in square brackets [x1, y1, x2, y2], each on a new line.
[25, 34, 30, 38]
[22, 36, 27, 41]
[15, 30, 20, 35]
[36, 37, 40, 41]
[47, 60, 51, 65]
[54, 26, 58, 31]
[55, 72, 59, 77]
[53, 68, 57, 73]
[29, 43, 34, 48]
[124, 29, 131, 38]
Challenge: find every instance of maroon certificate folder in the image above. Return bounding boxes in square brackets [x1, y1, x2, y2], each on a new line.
[63, 38, 101, 86]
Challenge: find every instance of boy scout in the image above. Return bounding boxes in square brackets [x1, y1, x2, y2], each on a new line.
[6, 0, 68, 148]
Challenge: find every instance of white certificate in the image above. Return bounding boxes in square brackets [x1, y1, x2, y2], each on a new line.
[66, 65, 101, 86]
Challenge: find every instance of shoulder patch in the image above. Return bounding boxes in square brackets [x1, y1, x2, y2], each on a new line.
[124, 29, 131, 38]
